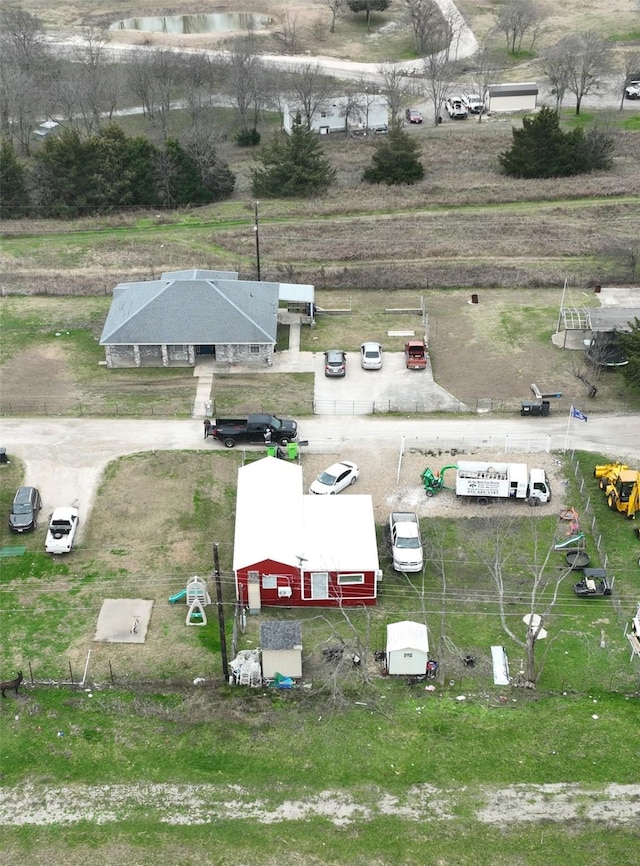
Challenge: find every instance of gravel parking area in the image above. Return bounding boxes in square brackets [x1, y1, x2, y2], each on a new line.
[301, 446, 568, 523]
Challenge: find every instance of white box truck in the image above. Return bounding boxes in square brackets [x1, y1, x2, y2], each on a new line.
[455, 461, 551, 506]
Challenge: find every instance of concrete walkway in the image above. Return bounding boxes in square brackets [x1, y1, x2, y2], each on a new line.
[192, 358, 214, 418]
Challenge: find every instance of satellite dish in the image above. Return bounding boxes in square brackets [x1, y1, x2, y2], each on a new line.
[523, 613, 542, 628]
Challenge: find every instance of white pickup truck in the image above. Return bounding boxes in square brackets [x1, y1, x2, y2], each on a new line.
[389, 512, 424, 573]
[45, 506, 80, 554]
[445, 97, 468, 119]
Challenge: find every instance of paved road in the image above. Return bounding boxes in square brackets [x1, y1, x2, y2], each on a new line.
[1, 414, 638, 535]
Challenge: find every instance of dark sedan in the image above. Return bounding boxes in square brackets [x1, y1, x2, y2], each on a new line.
[324, 349, 347, 377]
[9, 486, 42, 532]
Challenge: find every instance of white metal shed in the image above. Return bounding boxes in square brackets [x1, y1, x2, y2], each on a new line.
[486, 83, 538, 113]
[386, 620, 429, 676]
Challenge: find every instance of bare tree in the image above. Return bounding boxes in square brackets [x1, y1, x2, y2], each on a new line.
[262, 65, 293, 128]
[149, 51, 182, 139]
[470, 40, 501, 123]
[556, 31, 612, 115]
[404, 0, 443, 55]
[496, 0, 547, 55]
[309, 605, 387, 713]
[0, 4, 48, 153]
[277, 8, 300, 52]
[325, 0, 345, 33]
[181, 53, 220, 135]
[377, 61, 413, 126]
[420, 13, 464, 126]
[618, 51, 640, 110]
[0, 60, 43, 154]
[542, 41, 572, 111]
[72, 30, 120, 129]
[0, 3, 46, 72]
[127, 50, 158, 121]
[289, 62, 333, 128]
[352, 78, 387, 130]
[224, 39, 265, 132]
[51, 29, 122, 135]
[476, 516, 574, 687]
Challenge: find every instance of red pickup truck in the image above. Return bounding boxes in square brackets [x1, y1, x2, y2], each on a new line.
[405, 340, 428, 370]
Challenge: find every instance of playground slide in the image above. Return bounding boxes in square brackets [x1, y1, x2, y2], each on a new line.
[168, 589, 187, 604]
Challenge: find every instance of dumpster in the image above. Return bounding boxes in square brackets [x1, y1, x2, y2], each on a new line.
[520, 400, 550, 417]
[286, 442, 299, 460]
[266, 445, 278, 458]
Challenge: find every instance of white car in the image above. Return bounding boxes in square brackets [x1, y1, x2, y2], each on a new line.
[360, 341, 383, 370]
[45, 506, 80, 554]
[461, 92, 484, 113]
[309, 461, 359, 495]
[445, 97, 468, 119]
[625, 80, 640, 99]
[389, 512, 424, 573]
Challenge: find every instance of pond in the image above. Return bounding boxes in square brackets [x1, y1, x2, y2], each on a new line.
[109, 12, 273, 35]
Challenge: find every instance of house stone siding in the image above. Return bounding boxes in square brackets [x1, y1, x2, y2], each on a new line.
[215, 344, 273, 365]
[104, 343, 273, 368]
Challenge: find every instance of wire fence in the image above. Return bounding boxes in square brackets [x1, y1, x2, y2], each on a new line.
[0, 401, 190, 417]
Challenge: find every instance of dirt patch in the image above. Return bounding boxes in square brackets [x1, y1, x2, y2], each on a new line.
[0, 780, 638, 826]
[425, 288, 591, 405]
[0, 342, 81, 412]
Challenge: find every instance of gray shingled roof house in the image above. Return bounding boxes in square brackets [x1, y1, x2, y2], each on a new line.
[99, 269, 310, 368]
[260, 620, 303, 679]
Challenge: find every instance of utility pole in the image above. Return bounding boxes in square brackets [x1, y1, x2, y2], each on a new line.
[254, 201, 261, 281]
[213, 543, 229, 681]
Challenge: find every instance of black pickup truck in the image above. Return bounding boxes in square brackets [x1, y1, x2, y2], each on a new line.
[204, 414, 298, 448]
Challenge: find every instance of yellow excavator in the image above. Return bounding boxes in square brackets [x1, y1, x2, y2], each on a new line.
[593, 462, 629, 491]
[604, 469, 640, 519]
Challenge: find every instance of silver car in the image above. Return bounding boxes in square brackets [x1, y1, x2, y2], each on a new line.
[360, 342, 383, 370]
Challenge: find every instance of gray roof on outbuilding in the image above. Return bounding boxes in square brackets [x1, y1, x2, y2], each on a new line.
[100, 272, 281, 346]
[260, 621, 302, 651]
[589, 308, 639, 332]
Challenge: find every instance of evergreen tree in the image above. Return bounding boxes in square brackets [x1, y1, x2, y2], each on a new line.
[618, 318, 640, 392]
[161, 139, 211, 206]
[159, 139, 235, 207]
[93, 124, 159, 209]
[363, 125, 425, 185]
[498, 106, 614, 178]
[251, 125, 335, 198]
[0, 138, 29, 218]
[32, 127, 96, 216]
[347, 0, 391, 27]
[32, 125, 159, 215]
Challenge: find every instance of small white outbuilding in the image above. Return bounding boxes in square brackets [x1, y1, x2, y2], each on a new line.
[386, 620, 429, 676]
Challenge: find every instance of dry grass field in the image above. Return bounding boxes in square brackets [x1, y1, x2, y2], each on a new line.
[3, 124, 640, 295]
